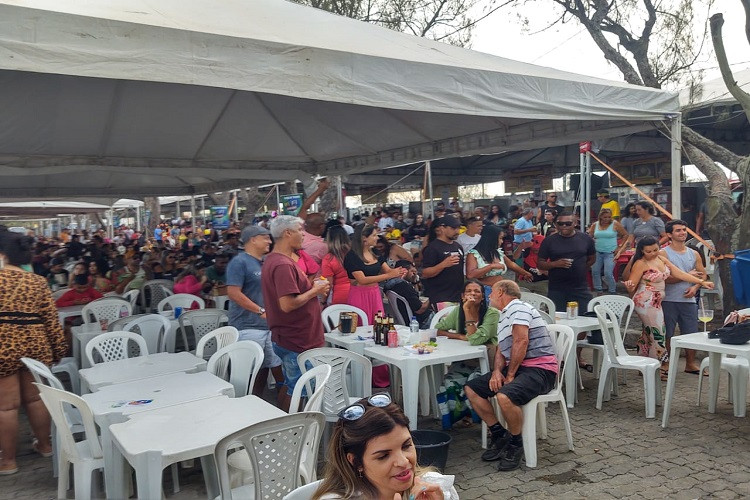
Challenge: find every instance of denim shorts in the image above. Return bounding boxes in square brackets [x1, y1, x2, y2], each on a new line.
[272, 344, 312, 396]
[237, 329, 282, 369]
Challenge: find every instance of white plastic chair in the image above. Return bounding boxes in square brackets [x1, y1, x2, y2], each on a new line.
[538, 310, 554, 325]
[697, 356, 750, 417]
[594, 304, 662, 418]
[520, 292, 556, 316]
[81, 297, 132, 325]
[178, 308, 228, 353]
[122, 289, 140, 313]
[283, 480, 323, 500]
[195, 326, 239, 360]
[51, 357, 81, 395]
[157, 293, 205, 313]
[214, 412, 325, 500]
[85, 331, 149, 366]
[207, 341, 265, 397]
[429, 305, 457, 329]
[35, 384, 105, 500]
[228, 365, 332, 487]
[21, 358, 84, 478]
[321, 304, 369, 333]
[386, 290, 414, 326]
[579, 295, 635, 380]
[51, 287, 70, 301]
[110, 313, 173, 353]
[140, 279, 174, 312]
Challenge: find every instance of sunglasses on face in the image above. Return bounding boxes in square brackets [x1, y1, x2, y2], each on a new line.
[556, 221, 574, 226]
[338, 394, 392, 421]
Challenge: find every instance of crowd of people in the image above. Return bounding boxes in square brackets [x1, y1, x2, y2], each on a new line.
[0, 183, 720, 481]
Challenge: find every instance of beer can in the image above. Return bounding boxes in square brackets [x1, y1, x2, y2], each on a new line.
[566, 301, 578, 320]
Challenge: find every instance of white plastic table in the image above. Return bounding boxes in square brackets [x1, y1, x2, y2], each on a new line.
[662, 332, 750, 427]
[557, 314, 606, 409]
[324, 325, 373, 355]
[364, 338, 489, 430]
[57, 304, 84, 325]
[109, 395, 286, 499]
[82, 371, 234, 498]
[78, 352, 206, 392]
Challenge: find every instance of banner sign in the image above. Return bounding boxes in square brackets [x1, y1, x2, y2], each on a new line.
[281, 194, 303, 215]
[579, 141, 592, 153]
[210, 206, 231, 229]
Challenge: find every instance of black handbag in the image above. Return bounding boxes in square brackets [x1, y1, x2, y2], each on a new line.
[714, 321, 750, 345]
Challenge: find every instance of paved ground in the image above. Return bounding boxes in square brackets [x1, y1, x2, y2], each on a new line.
[3, 339, 750, 498]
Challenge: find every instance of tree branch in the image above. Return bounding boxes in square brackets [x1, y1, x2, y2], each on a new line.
[710, 13, 750, 124]
[681, 125, 745, 176]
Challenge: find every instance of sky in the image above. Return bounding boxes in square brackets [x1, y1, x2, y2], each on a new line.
[469, 1, 750, 88]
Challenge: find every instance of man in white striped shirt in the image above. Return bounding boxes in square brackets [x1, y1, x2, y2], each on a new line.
[465, 280, 558, 471]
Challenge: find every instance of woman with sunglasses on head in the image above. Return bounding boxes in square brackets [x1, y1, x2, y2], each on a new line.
[623, 236, 714, 378]
[314, 394, 455, 500]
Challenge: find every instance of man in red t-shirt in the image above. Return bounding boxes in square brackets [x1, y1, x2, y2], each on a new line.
[55, 274, 103, 307]
[261, 215, 330, 411]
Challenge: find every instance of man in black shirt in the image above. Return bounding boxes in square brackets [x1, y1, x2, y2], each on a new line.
[421, 216, 464, 307]
[384, 260, 433, 328]
[537, 211, 595, 312]
[67, 234, 85, 260]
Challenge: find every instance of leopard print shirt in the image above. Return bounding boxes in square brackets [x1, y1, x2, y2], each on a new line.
[0, 269, 67, 377]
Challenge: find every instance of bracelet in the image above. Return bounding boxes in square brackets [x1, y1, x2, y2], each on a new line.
[465, 321, 478, 327]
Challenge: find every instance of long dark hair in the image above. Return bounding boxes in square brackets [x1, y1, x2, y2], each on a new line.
[458, 280, 489, 333]
[633, 236, 659, 262]
[325, 225, 350, 263]
[0, 231, 33, 266]
[472, 224, 504, 265]
[351, 224, 376, 260]
[314, 400, 415, 500]
[623, 202, 637, 219]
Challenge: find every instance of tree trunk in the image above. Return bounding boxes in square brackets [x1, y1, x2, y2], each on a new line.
[240, 187, 267, 226]
[683, 143, 738, 312]
[144, 197, 161, 233]
[317, 185, 339, 219]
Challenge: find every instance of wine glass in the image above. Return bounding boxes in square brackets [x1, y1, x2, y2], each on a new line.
[698, 309, 714, 333]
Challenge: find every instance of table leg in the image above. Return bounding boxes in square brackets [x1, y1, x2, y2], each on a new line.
[565, 339, 577, 409]
[661, 345, 681, 428]
[134, 450, 164, 500]
[201, 455, 220, 498]
[111, 441, 130, 499]
[401, 364, 420, 431]
[100, 414, 128, 498]
[707, 352, 722, 414]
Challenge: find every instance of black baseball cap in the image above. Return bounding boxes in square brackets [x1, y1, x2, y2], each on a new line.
[435, 216, 460, 229]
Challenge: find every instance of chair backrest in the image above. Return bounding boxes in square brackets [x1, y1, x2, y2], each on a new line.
[207, 341, 264, 397]
[140, 279, 174, 311]
[178, 308, 228, 351]
[289, 364, 332, 414]
[122, 289, 140, 310]
[594, 304, 628, 359]
[21, 357, 65, 390]
[297, 348, 372, 418]
[51, 287, 70, 300]
[35, 384, 103, 462]
[538, 309, 554, 325]
[588, 295, 634, 338]
[196, 326, 239, 360]
[214, 412, 325, 500]
[429, 305, 457, 329]
[520, 292, 556, 315]
[158, 293, 205, 313]
[85, 330, 149, 366]
[385, 290, 413, 326]
[283, 480, 323, 500]
[81, 297, 133, 325]
[112, 314, 173, 353]
[321, 305, 369, 333]
[544, 324, 575, 390]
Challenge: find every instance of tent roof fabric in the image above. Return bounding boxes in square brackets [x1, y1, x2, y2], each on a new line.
[0, 0, 680, 198]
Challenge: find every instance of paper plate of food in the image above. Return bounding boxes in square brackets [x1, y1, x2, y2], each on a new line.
[404, 341, 438, 354]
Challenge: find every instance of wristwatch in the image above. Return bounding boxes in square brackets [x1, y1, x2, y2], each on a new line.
[258, 307, 266, 315]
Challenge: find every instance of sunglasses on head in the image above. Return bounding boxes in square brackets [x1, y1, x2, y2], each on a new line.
[338, 393, 392, 421]
[556, 221, 574, 226]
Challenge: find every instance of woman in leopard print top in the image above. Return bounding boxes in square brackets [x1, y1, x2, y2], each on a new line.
[0, 230, 67, 475]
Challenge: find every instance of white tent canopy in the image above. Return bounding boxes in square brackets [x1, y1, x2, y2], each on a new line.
[0, 0, 680, 199]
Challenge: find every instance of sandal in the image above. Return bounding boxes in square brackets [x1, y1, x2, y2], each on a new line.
[32, 439, 53, 458]
[0, 466, 18, 476]
[578, 363, 594, 373]
[660, 369, 669, 382]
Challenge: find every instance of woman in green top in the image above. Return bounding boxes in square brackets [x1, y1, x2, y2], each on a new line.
[435, 280, 499, 346]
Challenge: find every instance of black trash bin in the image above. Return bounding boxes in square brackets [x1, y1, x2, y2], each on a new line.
[411, 430, 452, 472]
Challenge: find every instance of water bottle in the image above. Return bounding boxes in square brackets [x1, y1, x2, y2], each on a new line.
[410, 316, 419, 334]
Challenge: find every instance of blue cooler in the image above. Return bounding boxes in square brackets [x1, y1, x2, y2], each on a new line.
[730, 249, 750, 307]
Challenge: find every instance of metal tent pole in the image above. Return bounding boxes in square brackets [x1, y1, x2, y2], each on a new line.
[670, 115, 682, 219]
[190, 196, 196, 229]
[426, 161, 434, 219]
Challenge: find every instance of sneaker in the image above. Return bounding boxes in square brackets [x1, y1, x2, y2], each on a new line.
[496, 442, 524, 471]
[480, 432, 510, 461]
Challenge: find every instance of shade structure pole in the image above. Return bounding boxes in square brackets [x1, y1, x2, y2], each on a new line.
[275, 185, 281, 213]
[584, 152, 591, 230]
[201, 196, 206, 222]
[176, 199, 181, 221]
[337, 176, 344, 217]
[135, 204, 141, 232]
[108, 205, 114, 239]
[579, 151, 585, 228]
[426, 161, 434, 219]
[190, 196, 196, 229]
[233, 190, 240, 222]
[670, 115, 682, 219]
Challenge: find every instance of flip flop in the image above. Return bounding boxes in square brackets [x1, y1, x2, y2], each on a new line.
[578, 363, 594, 373]
[32, 439, 53, 458]
[0, 466, 18, 475]
[684, 370, 701, 375]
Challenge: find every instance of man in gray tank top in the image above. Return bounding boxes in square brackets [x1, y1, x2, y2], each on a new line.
[660, 220, 706, 374]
